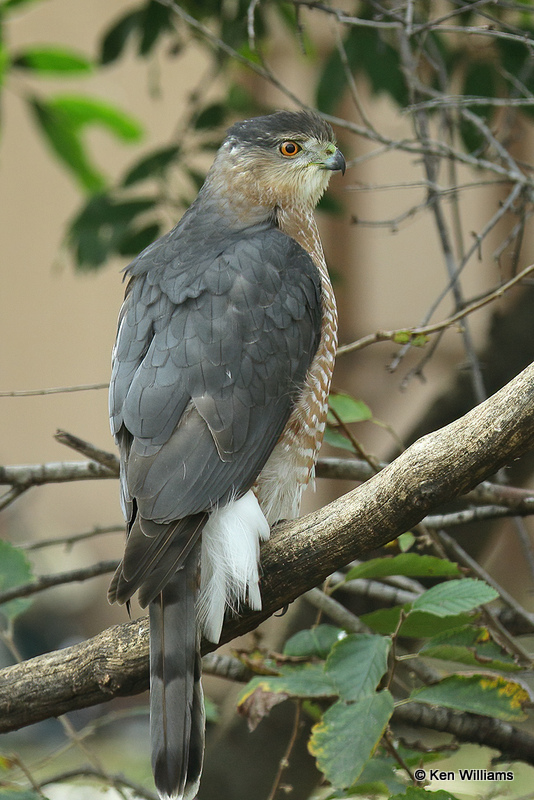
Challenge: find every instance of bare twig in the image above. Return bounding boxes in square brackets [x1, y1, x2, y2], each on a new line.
[54, 430, 120, 472]
[337, 262, 534, 355]
[0, 560, 119, 606]
[438, 529, 534, 632]
[0, 382, 108, 398]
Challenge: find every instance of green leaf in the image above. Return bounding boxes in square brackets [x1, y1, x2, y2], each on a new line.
[345, 554, 460, 582]
[397, 532, 415, 552]
[0, 791, 50, 800]
[316, 25, 408, 114]
[194, 103, 226, 130]
[116, 223, 160, 257]
[121, 145, 180, 187]
[323, 426, 358, 453]
[100, 9, 142, 65]
[393, 330, 411, 344]
[410, 673, 531, 722]
[0, 541, 34, 621]
[0, 43, 10, 87]
[317, 192, 344, 216]
[139, 0, 172, 56]
[353, 753, 408, 794]
[13, 46, 92, 74]
[328, 392, 372, 425]
[226, 83, 260, 114]
[48, 95, 143, 141]
[309, 691, 394, 789]
[325, 634, 390, 701]
[459, 61, 498, 153]
[411, 578, 498, 617]
[69, 194, 157, 269]
[1, 0, 43, 10]
[29, 97, 105, 192]
[419, 626, 520, 671]
[284, 625, 345, 659]
[239, 663, 336, 704]
[390, 789, 461, 800]
[361, 605, 472, 638]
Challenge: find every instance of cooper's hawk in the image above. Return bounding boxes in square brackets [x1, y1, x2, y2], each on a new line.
[108, 110, 345, 800]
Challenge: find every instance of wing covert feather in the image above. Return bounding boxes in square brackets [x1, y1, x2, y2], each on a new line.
[110, 224, 322, 525]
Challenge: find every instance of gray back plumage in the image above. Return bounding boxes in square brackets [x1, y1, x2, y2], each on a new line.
[110, 215, 322, 544]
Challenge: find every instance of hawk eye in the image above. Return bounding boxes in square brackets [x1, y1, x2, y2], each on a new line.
[279, 141, 301, 157]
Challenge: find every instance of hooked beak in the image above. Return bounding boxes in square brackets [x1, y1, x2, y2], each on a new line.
[322, 147, 346, 175]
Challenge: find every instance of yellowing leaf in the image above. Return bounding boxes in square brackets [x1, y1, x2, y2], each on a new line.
[410, 673, 531, 721]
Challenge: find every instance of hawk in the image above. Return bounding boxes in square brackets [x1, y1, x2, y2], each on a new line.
[108, 110, 345, 800]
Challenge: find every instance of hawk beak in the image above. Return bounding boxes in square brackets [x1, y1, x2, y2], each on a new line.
[323, 148, 346, 175]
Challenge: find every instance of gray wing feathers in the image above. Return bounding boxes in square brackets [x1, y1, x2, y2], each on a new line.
[111, 227, 322, 534]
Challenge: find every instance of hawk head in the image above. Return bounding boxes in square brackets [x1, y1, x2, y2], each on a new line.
[206, 110, 345, 215]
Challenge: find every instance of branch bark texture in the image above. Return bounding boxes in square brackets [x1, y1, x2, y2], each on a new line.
[1, 364, 534, 734]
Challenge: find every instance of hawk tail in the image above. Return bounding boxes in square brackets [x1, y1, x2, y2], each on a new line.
[149, 543, 204, 800]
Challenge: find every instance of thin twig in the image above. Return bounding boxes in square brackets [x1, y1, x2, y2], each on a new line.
[54, 430, 120, 472]
[265, 701, 302, 800]
[0, 382, 108, 398]
[337, 262, 534, 355]
[0, 560, 119, 606]
[438, 530, 534, 632]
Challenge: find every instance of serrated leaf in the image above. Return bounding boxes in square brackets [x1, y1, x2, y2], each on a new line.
[412, 578, 498, 617]
[410, 673, 531, 722]
[345, 554, 460, 582]
[419, 626, 520, 671]
[0, 541, 34, 621]
[239, 663, 336, 705]
[354, 753, 408, 794]
[309, 691, 394, 789]
[238, 663, 336, 731]
[325, 634, 390, 701]
[48, 95, 143, 141]
[13, 46, 92, 74]
[121, 145, 180, 187]
[284, 625, 345, 659]
[328, 393, 372, 425]
[361, 605, 472, 638]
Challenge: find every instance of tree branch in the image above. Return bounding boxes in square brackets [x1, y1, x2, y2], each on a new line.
[1, 364, 534, 737]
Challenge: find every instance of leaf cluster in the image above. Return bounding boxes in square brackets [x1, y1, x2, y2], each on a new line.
[238, 559, 527, 798]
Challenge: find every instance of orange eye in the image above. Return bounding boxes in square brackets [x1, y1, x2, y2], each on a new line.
[279, 141, 301, 157]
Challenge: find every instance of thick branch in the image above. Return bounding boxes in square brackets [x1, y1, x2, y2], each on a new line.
[394, 703, 534, 765]
[1, 364, 534, 735]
